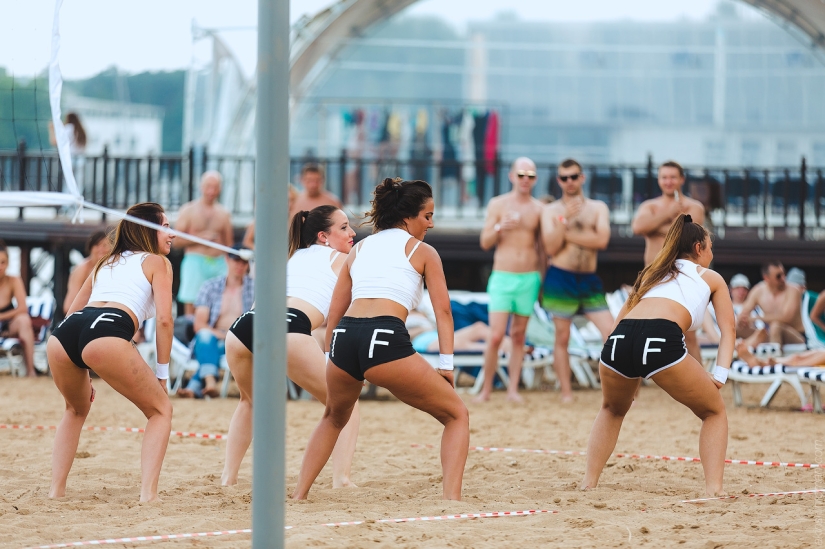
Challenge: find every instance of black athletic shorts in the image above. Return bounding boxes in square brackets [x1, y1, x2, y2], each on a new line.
[599, 318, 688, 379]
[228, 310, 254, 352]
[286, 307, 312, 336]
[329, 316, 416, 382]
[51, 307, 137, 370]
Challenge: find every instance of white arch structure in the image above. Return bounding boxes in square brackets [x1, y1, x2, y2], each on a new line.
[205, 0, 825, 154]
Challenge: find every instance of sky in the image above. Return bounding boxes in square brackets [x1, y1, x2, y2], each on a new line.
[0, 0, 759, 80]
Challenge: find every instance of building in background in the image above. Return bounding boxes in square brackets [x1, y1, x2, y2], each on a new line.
[64, 95, 164, 156]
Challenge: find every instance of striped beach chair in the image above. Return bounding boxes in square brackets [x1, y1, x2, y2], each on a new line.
[729, 360, 807, 409]
[796, 368, 825, 413]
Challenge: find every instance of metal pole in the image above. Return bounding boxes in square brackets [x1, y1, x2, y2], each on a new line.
[253, 0, 288, 546]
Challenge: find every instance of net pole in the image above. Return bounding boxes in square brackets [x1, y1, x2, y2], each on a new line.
[252, 0, 288, 546]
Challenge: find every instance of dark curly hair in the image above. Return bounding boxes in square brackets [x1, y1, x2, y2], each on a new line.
[364, 177, 432, 233]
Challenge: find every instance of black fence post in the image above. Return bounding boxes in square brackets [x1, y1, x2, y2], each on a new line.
[800, 156, 807, 240]
[646, 154, 654, 199]
[17, 139, 26, 220]
[493, 153, 502, 197]
[202, 145, 209, 177]
[187, 146, 195, 202]
[339, 148, 347, 204]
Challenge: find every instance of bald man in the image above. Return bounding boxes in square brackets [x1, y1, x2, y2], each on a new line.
[176, 171, 234, 315]
[475, 157, 544, 403]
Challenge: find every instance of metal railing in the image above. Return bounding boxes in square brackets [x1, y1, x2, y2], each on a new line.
[2, 143, 825, 240]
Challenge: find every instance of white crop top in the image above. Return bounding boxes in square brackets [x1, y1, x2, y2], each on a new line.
[640, 259, 711, 331]
[88, 251, 156, 326]
[286, 245, 340, 319]
[350, 228, 424, 312]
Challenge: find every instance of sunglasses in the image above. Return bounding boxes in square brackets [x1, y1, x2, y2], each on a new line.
[558, 173, 581, 182]
[516, 171, 537, 180]
[775, 272, 785, 280]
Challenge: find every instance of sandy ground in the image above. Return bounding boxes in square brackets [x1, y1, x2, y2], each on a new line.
[1, 374, 823, 549]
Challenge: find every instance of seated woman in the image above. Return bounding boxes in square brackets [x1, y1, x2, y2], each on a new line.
[0, 241, 37, 377]
[406, 311, 514, 355]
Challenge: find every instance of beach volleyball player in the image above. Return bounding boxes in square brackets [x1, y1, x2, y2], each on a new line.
[221, 206, 360, 488]
[581, 214, 734, 496]
[292, 178, 469, 501]
[48, 203, 174, 502]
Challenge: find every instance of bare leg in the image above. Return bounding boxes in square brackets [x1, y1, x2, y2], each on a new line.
[221, 333, 252, 486]
[585, 310, 615, 341]
[780, 349, 825, 367]
[505, 315, 530, 403]
[651, 355, 728, 496]
[581, 365, 639, 489]
[292, 363, 364, 500]
[287, 334, 359, 488]
[768, 321, 805, 346]
[735, 340, 767, 367]
[474, 312, 510, 402]
[743, 327, 768, 351]
[48, 337, 93, 498]
[552, 317, 574, 402]
[82, 339, 172, 502]
[9, 314, 36, 376]
[366, 354, 469, 500]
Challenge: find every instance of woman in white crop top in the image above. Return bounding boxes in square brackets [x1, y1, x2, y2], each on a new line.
[582, 214, 735, 497]
[293, 178, 469, 502]
[48, 202, 175, 502]
[221, 205, 361, 488]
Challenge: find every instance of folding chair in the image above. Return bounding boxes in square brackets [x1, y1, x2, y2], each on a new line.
[797, 368, 825, 413]
[729, 360, 807, 408]
[0, 294, 55, 376]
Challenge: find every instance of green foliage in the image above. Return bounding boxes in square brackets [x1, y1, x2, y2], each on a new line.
[0, 72, 52, 151]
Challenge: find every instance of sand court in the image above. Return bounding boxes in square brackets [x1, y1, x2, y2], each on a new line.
[1, 377, 822, 548]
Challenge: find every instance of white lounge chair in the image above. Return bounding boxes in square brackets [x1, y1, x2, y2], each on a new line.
[729, 360, 807, 408]
[797, 368, 825, 413]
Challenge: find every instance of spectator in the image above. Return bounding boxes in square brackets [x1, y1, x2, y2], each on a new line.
[787, 267, 806, 289]
[49, 112, 87, 156]
[289, 164, 342, 218]
[64, 230, 111, 314]
[0, 240, 37, 376]
[175, 171, 234, 316]
[808, 289, 825, 342]
[737, 343, 825, 368]
[242, 184, 299, 249]
[729, 273, 750, 316]
[177, 245, 254, 398]
[736, 261, 805, 348]
[406, 311, 514, 355]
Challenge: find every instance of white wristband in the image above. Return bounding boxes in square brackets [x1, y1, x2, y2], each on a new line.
[712, 365, 728, 384]
[439, 354, 454, 371]
[156, 362, 169, 380]
[325, 352, 330, 361]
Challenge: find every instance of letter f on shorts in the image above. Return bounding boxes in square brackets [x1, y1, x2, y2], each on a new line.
[91, 312, 122, 329]
[369, 329, 394, 359]
[643, 338, 666, 365]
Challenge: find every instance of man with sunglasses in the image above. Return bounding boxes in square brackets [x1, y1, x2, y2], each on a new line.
[632, 160, 706, 362]
[540, 158, 614, 403]
[735, 260, 805, 350]
[476, 157, 545, 403]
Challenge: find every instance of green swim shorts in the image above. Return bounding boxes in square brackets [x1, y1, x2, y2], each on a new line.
[486, 270, 542, 317]
[177, 253, 228, 304]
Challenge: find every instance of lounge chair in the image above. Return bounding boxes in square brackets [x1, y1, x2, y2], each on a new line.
[729, 360, 807, 409]
[796, 368, 825, 413]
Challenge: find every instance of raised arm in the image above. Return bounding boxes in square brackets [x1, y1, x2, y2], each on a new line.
[540, 205, 566, 257]
[631, 201, 666, 236]
[736, 285, 760, 322]
[479, 198, 502, 251]
[564, 202, 611, 250]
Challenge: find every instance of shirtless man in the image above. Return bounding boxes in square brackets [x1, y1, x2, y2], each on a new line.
[176, 171, 234, 315]
[540, 158, 614, 402]
[63, 231, 110, 314]
[632, 160, 706, 362]
[474, 157, 544, 403]
[0, 243, 36, 376]
[288, 165, 342, 219]
[735, 261, 805, 353]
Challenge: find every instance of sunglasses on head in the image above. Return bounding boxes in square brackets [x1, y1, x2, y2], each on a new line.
[558, 173, 581, 182]
[516, 170, 537, 179]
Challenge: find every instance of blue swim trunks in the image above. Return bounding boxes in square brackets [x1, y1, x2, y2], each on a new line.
[541, 265, 609, 320]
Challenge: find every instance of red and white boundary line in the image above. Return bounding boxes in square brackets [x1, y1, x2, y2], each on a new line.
[411, 443, 823, 468]
[0, 424, 227, 440]
[21, 510, 554, 549]
[680, 488, 825, 504]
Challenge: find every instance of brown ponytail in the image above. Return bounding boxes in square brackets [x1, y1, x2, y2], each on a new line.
[364, 177, 432, 232]
[625, 214, 709, 311]
[288, 205, 339, 258]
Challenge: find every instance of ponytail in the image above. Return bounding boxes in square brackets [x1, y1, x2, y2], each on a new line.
[364, 177, 432, 232]
[288, 205, 339, 258]
[626, 214, 709, 311]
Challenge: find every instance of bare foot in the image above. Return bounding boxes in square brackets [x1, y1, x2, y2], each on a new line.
[560, 394, 575, 404]
[472, 392, 491, 403]
[203, 386, 220, 398]
[506, 392, 524, 403]
[25, 371, 37, 378]
[333, 478, 358, 489]
[176, 388, 196, 398]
